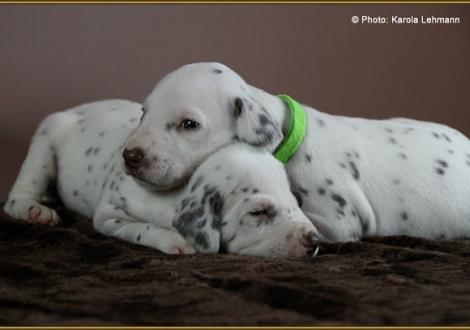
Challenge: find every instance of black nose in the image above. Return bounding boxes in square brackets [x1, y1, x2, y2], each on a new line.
[123, 147, 145, 170]
[301, 231, 320, 257]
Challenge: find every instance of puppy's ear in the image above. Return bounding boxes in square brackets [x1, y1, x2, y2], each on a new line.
[172, 185, 224, 253]
[233, 97, 283, 152]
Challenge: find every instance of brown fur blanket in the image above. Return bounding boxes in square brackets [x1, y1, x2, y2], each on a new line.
[1, 204, 470, 325]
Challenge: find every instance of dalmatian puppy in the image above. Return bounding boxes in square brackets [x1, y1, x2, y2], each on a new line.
[6, 62, 470, 246]
[4, 99, 318, 257]
[118, 62, 470, 242]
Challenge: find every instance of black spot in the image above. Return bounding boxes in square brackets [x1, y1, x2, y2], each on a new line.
[441, 133, 452, 142]
[389, 137, 397, 145]
[10, 199, 16, 206]
[398, 153, 407, 160]
[349, 161, 360, 180]
[85, 147, 93, 156]
[252, 188, 259, 194]
[392, 178, 400, 185]
[447, 149, 454, 154]
[339, 163, 346, 169]
[209, 191, 224, 230]
[436, 159, 448, 168]
[93, 147, 100, 155]
[384, 127, 393, 133]
[194, 232, 209, 249]
[354, 151, 360, 159]
[214, 165, 222, 171]
[191, 176, 204, 193]
[243, 197, 250, 202]
[436, 168, 445, 175]
[466, 161, 470, 166]
[317, 187, 326, 195]
[326, 179, 333, 186]
[305, 154, 312, 162]
[110, 181, 115, 190]
[197, 218, 207, 229]
[146, 226, 150, 230]
[241, 187, 249, 193]
[180, 197, 193, 210]
[316, 119, 325, 127]
[336, 208, 345, 216]
[130, 118, 137, 122]
[213, 69, 223, 74]
[115, 219, 120, 224]
[234, 97, 243, 117]
[78, 119, 85, 124]
[136, 234, 141, 242]
[73, 190, 78, 196]
[331, 193, 347, 209]
[87, 165, 93, 172]
[432, 132, 440, 139]
[225, 175, 232, 181]
[165, 123, 172, 131]
[400, 211, 408, 221]
[351, 209, 357, 217]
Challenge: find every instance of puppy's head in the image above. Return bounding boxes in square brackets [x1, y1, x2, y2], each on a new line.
[172, 145, 319, 258]
[122, 62, 284, 191]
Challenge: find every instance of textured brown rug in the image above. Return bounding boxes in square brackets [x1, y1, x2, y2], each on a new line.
[1, 204, 470, 326]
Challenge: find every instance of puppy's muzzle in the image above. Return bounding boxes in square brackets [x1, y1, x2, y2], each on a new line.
[301, 230, 320, 258]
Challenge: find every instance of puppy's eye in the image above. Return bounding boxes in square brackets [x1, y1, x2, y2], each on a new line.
[179, 119, 200, 130]
[248, 208, 269, 217]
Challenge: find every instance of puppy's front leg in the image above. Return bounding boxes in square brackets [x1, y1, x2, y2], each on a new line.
[93, 203, 195, 254]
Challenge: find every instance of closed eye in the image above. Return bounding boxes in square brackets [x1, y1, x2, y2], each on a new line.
[248, 209, 269, 217]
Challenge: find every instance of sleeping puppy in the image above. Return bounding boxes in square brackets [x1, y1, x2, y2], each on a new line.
[95, 142, 319, 258]
[4, 99, 318, 257]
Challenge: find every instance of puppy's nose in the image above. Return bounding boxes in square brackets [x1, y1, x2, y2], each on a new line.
[301, 230, 320, 258]
[123, 147, 145, 170]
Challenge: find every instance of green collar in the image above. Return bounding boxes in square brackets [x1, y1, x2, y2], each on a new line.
[273, 95, 307, 164]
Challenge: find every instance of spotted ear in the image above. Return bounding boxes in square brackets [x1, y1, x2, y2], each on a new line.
[172, 184, 224, 253]
[233, 97, 283, 152]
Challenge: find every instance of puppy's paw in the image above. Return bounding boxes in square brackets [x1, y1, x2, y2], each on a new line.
[27, 205, 61, 227]
[163, 231, 196, 255]
[167, 244, 196, 255]
[4, 198, 61, 227]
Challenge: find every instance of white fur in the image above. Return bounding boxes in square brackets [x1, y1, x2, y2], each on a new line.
[121, 62, 470, 242]
[4, 98, 317, 257]
[6, 62, 470, 253]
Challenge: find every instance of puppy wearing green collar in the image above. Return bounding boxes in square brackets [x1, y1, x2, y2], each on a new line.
[6, 62, 470, 251]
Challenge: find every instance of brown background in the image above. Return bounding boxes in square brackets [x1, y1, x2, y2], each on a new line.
[0, 4, 469, 201]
